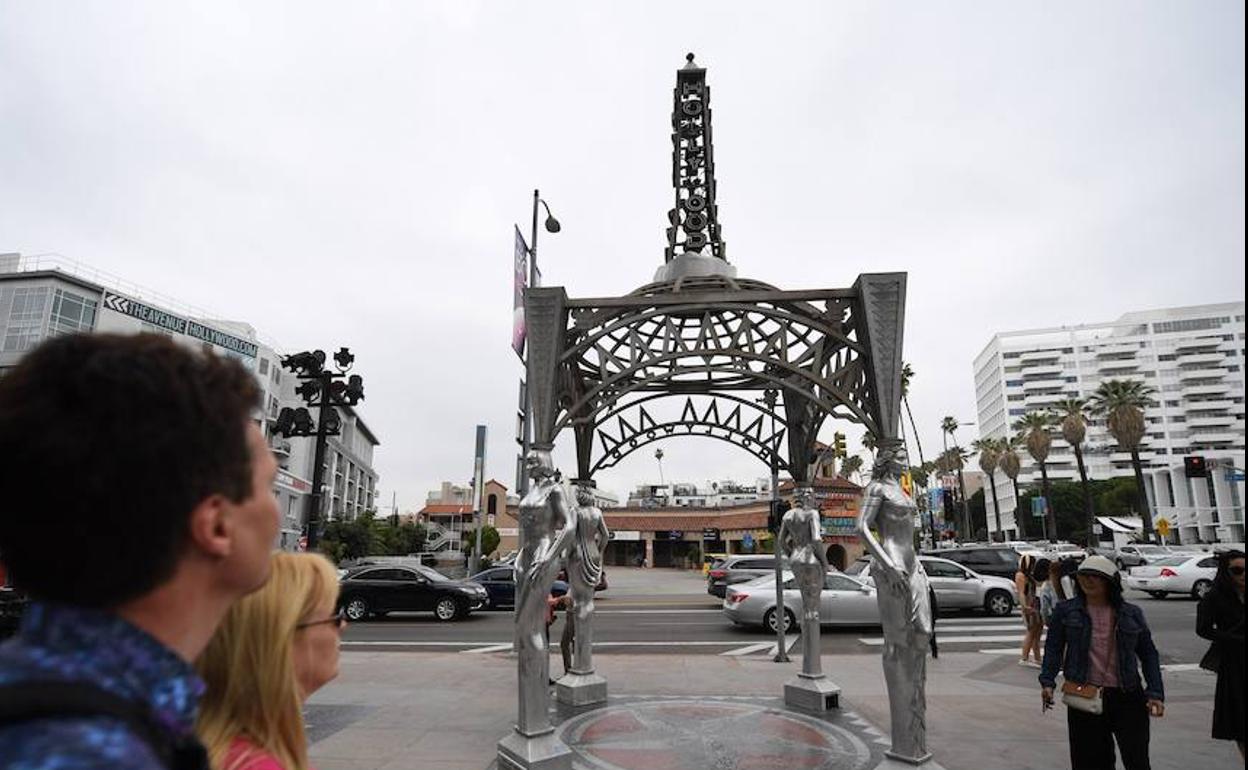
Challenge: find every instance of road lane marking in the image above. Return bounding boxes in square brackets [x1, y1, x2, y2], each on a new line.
[765, 635, 800, 656]
[1161, 663, 1205, 672]
[937, 617, 1022, 625]
[463, 643, 514, 654]
[860, 634, 1025, 645]
[930, 625, 1026, 632]
[596, 609, 723, 615]
[720, 642, 774, 657]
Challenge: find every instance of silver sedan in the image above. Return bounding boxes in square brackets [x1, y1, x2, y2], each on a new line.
[847, 555, 1018, 617]
[722, 571, 880, 632]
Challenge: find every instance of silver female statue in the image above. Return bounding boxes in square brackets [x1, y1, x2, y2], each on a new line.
[858, 440, 933, 764]
[780, 486, 830, 678]
[568, 484, 609, 675]
[499, 449, 577, 769]
[555, 484, 611, 706]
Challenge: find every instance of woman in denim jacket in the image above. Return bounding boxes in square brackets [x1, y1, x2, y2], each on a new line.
[1038, 555, 1164, 770]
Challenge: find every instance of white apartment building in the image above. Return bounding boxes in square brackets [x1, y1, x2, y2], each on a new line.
[973, 303, 1245, 545]
[626, 478, 771, 508]
[0, 254, 380, 549]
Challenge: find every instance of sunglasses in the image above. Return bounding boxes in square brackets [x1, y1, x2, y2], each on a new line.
[1229, 566, 1245, 576]
[296, 608, 348, 631]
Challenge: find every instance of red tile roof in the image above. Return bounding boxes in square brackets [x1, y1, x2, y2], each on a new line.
[604, 508, 770, 532]
[420, 504, 473, 515]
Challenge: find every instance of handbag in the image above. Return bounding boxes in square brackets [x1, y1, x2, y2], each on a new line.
[1199, 643, 1220, 674]
[1061, 681, 1104, 714]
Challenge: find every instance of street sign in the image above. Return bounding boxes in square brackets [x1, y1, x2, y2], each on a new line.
[1031, 497, 1048, 518]
[742, 533, 755, 549]
[1156, 519, 1171, 537]
[1226, 469, 1246, 483]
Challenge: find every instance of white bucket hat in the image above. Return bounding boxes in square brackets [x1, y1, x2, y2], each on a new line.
[1076, 554, 1119, 580]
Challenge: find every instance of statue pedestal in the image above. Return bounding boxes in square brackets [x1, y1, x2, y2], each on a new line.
[497, 727, 573, 770]
[884, 749, 934, 766]
[555, 671, 608, 707]
[783, 673, 841, 712]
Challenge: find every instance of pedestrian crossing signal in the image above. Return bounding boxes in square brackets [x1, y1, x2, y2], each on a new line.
[1184, 456, 1208, 479]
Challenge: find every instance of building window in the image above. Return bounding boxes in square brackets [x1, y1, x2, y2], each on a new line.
[3, 287, 50, 352]
[259, 358, 270, 375]
[487, 494, 498, 516]
[48, 289, 98, 337]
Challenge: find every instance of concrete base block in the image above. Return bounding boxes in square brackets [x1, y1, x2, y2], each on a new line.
[783, 674, 841, 712]
[555, 671, 608, 707]
[496, 728, 573, 770]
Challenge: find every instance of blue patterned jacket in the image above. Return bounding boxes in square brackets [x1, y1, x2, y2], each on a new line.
[0, 603, 205, 769]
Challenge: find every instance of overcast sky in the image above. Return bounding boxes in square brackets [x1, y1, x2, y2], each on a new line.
[2, 2, 1243, 511]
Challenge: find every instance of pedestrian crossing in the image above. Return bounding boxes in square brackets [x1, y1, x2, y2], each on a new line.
[858, 614, 1032, 654]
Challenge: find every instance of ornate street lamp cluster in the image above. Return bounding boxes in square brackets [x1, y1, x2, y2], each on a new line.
[272, 347, 365, 549]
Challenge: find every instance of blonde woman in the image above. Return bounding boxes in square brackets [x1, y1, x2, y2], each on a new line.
[196, 552, 346, 770]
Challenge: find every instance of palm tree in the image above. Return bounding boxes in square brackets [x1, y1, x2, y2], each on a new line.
[1055, 398, 1096, 546]
[972, 437, 1004, 541]
[1014, 411, 1057, 541]
[862, 432, 877, 455]
[839, 454, 864, 483]
[900, 363, 926, 467]
[1089, 379, 1159, 544]
[998, 434, 1026, 539]
[940, 416, 972, 540]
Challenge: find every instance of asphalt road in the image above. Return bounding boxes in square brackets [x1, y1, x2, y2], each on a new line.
[340, 585, 1209, 664]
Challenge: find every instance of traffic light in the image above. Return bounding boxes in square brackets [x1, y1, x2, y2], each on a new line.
[1184, 455, 1208, 479]
[768, 499, 791, 534]
[833, 432, 847, 458]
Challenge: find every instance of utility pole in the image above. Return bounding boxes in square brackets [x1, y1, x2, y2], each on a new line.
[762, 388, 790, 662]
[469, 425, 487, 575]
[516, 190, 560, 497]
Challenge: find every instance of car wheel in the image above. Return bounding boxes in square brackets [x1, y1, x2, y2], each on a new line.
[1147, 591, 1167, 600]
[763, 607, 796, 634]
[1192, 580, 1213, 600]
[984, 590, 1013, 617]
[435, 597, 462, 622]
[344, 597, 370, 622]
[1115, 560, 1125, 570]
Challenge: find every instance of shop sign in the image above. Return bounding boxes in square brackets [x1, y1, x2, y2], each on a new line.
[610, 530, 641, 542]
[103, 291, 259, 358]
[821, 516, 858, 536]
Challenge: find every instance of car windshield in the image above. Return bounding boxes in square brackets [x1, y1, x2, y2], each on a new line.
[1151, 556, 1191, 567]
[415, 565, 450, 582]
[844, 559, 870, 576]
[1138, 546, 1171, 555]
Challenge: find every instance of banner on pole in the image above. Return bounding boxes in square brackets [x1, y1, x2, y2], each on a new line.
[512, 226, 529, 358]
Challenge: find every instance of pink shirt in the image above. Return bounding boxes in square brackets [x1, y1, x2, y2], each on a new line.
[226, 737, 312, 770]
[1086, 603, 1119, 688]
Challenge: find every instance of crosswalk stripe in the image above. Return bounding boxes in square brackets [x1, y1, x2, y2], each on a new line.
[462, 643, 513, 654]
[861, 634, 1025, 645]
[766, 635, 800, 656]
[720, 642, 774, 657]
[937, 617, 1021, 625]
[933, 625, 1025, 632]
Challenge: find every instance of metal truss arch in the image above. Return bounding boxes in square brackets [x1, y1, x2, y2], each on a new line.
[591, 424, 784, 477]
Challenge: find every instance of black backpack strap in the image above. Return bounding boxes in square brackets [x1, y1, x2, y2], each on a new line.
[0, 680, 209, 770]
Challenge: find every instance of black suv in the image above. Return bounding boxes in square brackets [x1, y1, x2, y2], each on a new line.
[338, 564, 487, 622]
[921, 546, 1021, 579]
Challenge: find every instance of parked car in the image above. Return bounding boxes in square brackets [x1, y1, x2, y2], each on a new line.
[337, 564, 487, 621]
[1125, 554, 1218, 599]
[707, 555, 778, 598]
[1114, 544, 1172, 570]
[722, 571, 878, 632]
[0, 585, 29, 640]
[846, 555, 1017, 617]
[920, 545, 1020, 579]
[470, 566, 568, 610]
[555, 567, 608, 592]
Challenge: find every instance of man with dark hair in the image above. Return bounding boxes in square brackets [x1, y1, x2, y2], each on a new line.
[0, 333, 280, 769]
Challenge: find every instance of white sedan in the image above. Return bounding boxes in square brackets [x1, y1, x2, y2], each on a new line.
[1125, 554, 1219, 599]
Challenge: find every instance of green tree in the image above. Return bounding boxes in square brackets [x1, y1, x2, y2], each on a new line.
[462, 525, 501, 558]
[1015, 410, 1057, 540]
[839, 454, 865, 482]
[998, 434, 1026, 539]
[940, 416, 972, 540]
[1089, 379, 1159, 544]
[1054, 398, 1096, 546]
[900, 363, 926, 468]
[972, 437, 1004, 541]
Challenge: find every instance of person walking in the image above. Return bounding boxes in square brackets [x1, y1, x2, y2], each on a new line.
[1196, 549, 1245, 760]
[0, 333, 277, 770]
[1017, 553, 1043, 667]
[1037, 559, 1060, 628]
[545, 593, 574, 679]
[1038, 555, 1164, 770]
[196, 552, 346, 770]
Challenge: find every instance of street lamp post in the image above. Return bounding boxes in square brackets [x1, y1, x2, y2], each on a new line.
[517, 190, 561, 497]
[274, 348, 365, 551]
[760, 388, 790, 663]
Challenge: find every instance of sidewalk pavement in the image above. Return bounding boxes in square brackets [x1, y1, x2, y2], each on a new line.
[307, 649, 1239, 770]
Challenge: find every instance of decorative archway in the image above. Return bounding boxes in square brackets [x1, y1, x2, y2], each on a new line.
[524, 56, 907, 484]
